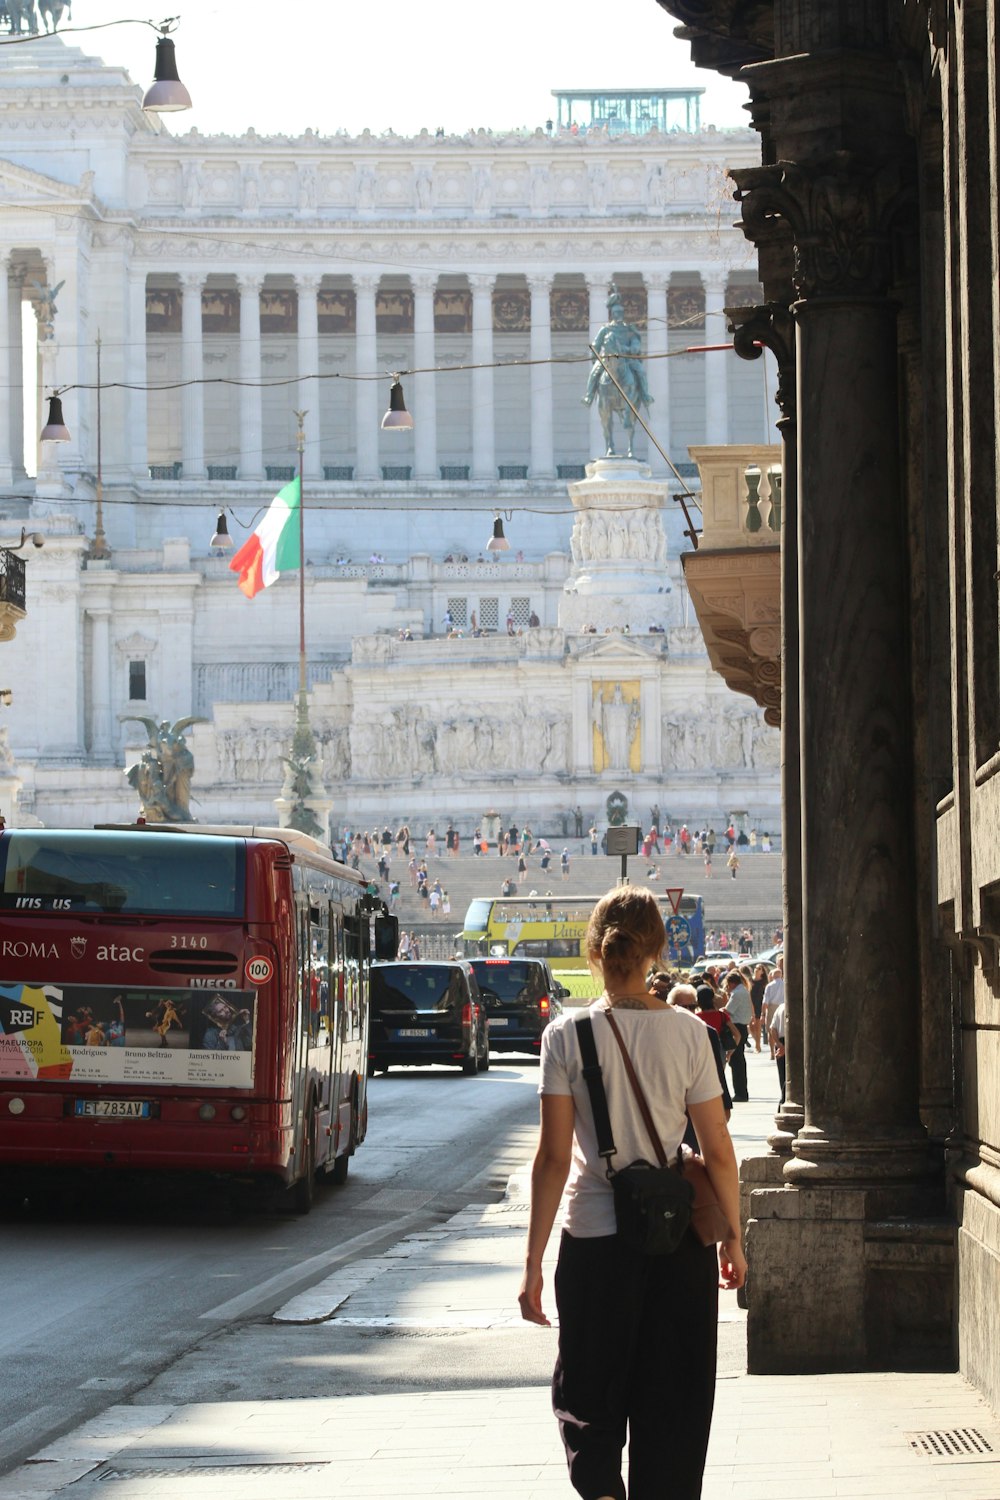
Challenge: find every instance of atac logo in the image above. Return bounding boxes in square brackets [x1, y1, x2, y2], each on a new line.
[71, 937, 87, 960]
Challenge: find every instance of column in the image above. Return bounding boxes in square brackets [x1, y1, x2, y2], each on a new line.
[0, 255, 13, 484]
[88, 606, 112, 757]
[470, 274, 495, 480]
[296, 274, 321, 481]
[733, 154, 944, 1376]
[791, 292, 926, 1185]
[180, 272, 204, 479]
[412, 275, 437, 480]
[353, 274, 379, 480]
[703, 275, 729, 443]
[529, 274, 553, 478]
[645, 274, 670, 476]
[238, 275, 263, 480]
[8, 266, 24, 478]
[587, 276, 607, 458]
[126, 269, 149, 482]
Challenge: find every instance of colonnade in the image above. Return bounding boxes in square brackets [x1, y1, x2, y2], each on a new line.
[136, 268, 734, 484]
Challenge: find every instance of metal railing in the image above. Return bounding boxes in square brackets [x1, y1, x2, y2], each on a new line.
[0, 547, 26, 613]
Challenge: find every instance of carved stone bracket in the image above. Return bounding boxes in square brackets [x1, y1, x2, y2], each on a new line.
[682, 546, 782, 725]
[727, 301, 796, 424]
[730, 153, 911, 301]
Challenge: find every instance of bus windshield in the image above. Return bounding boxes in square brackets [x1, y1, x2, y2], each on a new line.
[0, 831, 245, 917]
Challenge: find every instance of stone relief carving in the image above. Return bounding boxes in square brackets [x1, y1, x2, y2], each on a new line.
[572, 507, 666, 565]
[348, 704, 571, 781]
[660, 705, 775, 770]
[215, 726, 287, 785]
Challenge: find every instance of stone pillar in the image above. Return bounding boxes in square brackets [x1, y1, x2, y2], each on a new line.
[0, 254, 13, 485]
[354, 275, 379, 480]
[730, 149, 949, 1374]
[529, 274, 553, 478]
[703, 275, 729, 443]
[296, 274, 321, 481]
[412, 275, 437, 480]
[587, 277, 607, 458]
[88, 605, 113, 757]
[238, 275, 263, 480]
[471, 274, 495, 480]
[180, 272, 204, 480]
[645, 274, 670, 477]
[126, 270, 149, 483]
[8, 266, 25, 479]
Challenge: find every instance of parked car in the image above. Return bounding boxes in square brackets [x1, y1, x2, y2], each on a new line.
[467, 957, 566, 1056]
[687, 950, 738, 979]
[368, 961, 489, 1076]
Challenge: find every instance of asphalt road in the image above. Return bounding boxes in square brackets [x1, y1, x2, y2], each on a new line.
[0, 1058, 543, 1479]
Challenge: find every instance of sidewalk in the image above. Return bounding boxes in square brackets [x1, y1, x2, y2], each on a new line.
[5, 1056, 999, 1500]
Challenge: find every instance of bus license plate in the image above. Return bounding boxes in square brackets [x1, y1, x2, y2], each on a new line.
[75, 1099, 151, 1119]
[395, 1028, 431, 1039]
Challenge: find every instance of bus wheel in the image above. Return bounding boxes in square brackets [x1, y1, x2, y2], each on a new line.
[291, 1112, 316, 1215]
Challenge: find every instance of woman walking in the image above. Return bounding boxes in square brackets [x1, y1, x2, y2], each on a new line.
[519, 886, 745, 1500]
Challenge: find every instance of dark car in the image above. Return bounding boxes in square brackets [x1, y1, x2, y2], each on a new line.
[368, 961, 489, 1076]
[467, 957, 566, 1056]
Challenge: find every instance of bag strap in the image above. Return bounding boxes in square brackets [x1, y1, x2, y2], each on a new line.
[604, 1010, 669, 1168]
[574, 1015, 617, 1176]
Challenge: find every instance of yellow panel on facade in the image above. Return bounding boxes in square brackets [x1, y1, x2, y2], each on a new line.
[591, 680, 641, 773]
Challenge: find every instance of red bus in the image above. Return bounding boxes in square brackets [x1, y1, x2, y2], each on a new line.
[0, 823, 395, 1211]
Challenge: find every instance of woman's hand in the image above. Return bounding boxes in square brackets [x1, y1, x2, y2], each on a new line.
[718, 1238, 748, 1289]
[518, 1262, 551, 1326]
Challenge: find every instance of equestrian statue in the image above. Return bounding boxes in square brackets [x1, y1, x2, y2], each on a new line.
[581, 282, 654, 458]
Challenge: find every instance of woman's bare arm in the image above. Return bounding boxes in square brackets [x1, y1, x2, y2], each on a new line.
[687, 1095, 747, 1289]
[519, 1094, 575, 1325]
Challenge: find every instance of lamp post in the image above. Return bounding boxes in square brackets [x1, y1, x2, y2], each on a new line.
[89, 333, 110, 560]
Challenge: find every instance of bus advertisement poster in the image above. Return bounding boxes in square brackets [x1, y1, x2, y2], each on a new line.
[0, 982, 256, 1089]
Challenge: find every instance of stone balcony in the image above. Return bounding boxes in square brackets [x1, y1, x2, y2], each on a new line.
[681, 444, 782, 726]
[0, 546, 26, 642]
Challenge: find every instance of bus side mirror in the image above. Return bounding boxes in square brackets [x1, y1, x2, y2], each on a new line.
[374, 915, 399, 961]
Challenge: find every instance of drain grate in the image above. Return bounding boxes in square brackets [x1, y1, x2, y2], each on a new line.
[909, 1428, 997, 1463]
[90, 1462, 329, 1482]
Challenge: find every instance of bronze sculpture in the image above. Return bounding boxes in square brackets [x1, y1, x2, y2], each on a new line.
[582, 283, 653, 458]
[122, 716, 206, 822]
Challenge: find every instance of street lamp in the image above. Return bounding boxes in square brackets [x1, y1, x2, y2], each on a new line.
[381, 377, 414, 431]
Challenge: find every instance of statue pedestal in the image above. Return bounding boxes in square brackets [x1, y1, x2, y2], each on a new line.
[558, 458, 672, 634]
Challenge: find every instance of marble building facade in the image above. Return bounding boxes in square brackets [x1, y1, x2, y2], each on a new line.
[0, 38, 780, 831]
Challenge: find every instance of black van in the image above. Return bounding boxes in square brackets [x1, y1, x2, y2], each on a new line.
[467, 957, 566, 1056]
[368, 961, 489, 1076]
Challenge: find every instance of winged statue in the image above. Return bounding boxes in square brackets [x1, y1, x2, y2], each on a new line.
[121, 715, 207, 823]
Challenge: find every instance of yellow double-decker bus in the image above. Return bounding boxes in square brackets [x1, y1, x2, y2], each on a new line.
[461, 893, 705, 968]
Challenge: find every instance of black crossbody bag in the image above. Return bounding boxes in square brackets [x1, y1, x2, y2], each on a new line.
[575, 1011, 693, 1256]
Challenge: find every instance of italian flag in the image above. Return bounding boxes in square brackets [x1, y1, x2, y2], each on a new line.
[229, 476, 301, 598]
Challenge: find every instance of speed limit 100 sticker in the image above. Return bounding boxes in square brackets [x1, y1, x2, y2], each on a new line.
[245, 955, 274, 986]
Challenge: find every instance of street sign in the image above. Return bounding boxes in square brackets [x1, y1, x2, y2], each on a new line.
[665, 914, 691, 948]
[245, 955, 274, 986]
[664, 887, 684, 915]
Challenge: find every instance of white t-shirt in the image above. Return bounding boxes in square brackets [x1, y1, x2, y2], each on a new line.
[539, 1001, 721, 1238]
[763, 975, 784, 1013]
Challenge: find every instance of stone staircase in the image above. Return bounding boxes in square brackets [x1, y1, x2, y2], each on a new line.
[353, 838, 784, 953]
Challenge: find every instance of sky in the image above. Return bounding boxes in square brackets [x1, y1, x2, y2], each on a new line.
[50, 0, 751, 138]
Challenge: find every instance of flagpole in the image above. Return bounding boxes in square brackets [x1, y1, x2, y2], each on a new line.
[291, 408, 312, 761]
[295, 409, 307, 703]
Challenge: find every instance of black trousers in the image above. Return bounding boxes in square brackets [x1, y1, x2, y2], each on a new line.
[776, 1053, 786, 1105]
[728, 1023, 749, 1101]
[552, 1229, 718, 1500]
